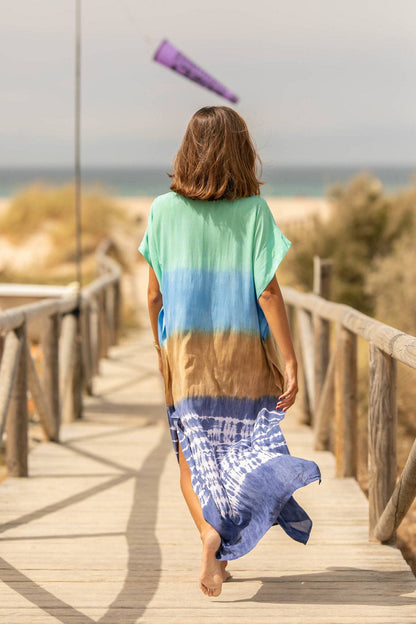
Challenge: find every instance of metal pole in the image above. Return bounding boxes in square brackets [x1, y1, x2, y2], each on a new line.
[74, 0, 84, 418]
[75, 0, 82, 289]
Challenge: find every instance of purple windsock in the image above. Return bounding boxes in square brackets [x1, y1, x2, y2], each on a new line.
[153, 39, 239, 104]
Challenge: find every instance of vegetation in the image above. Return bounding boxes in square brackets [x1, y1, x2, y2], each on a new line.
[285, 173, 416, 316]
[0, 181, 129, 265]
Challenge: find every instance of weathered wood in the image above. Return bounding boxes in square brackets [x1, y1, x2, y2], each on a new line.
[286, 302, 295, 336]
[296, 308, 315, 423]
[293, 317, 311, 425]
[314, 338, 336, 451]
[312, 257, 332, 415]
[80, 304, 93, 395]
[281, 286, 416, 370]
[72, 312, 83, 420]
[0, 329, 23, 442]
[98, 290, 108, 359]
[375, 434, 416, 542]
[90, 295, 100, 376]
[26, 341, 56, 441]
[334, 326, 357, 478]
[368, 343, 397, 542]
[42, 313, 60, 440]
[6, 324, 28, 477]
[105, 286, 116, 346]
[59, 313, 77, 423]
[113, 279, 121, 339]
[312, 256, 332, 301]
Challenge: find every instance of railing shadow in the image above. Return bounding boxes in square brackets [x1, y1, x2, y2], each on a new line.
[223, 567, 416, 606]
[0, 398, 172, 623]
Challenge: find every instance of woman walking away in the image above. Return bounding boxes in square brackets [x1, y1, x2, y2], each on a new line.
[138, 106, 322, 598]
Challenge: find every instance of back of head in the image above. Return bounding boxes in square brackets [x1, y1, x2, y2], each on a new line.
[170, 106, 263, 201]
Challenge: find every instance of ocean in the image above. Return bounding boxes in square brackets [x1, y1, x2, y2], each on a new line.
[0, 165, 415, 198]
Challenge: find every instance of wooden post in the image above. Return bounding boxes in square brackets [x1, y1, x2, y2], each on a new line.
[105, 285, 116, 346]
[90, 295, 100, 376]
[113, 279, 121, 341]
[286, 302, 295, 336]
[72, 311, 83, 420]
[59, 313, 77, 423]
[42, 313, 60, 442]
[98, 290, 108, 359]
[368, 343, 397, 542]
[296, 308, 315, 425]
[0, 330, 23, 443]
[80, 303, 93, 395]
[313, 256, 332, 418]
[6, 324, 28, 477]
[314, 340, 336, 451]
[294, 311, 312, 425]
[334, 326, 357, 478]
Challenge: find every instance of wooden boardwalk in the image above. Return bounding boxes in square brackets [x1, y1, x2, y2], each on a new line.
[0, 326, 415, 623]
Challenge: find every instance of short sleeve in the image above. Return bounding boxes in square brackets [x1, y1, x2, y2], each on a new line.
[253, 199, 292, 299]
[137, 203, 162, 284]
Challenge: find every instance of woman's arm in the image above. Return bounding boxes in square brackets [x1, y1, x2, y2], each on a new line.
[258, 275, 298, 412]
[147, 266, 163, 375]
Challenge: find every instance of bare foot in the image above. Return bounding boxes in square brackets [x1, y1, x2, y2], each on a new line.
[199, 528, 223, 597]
[220, 560, 231, 581]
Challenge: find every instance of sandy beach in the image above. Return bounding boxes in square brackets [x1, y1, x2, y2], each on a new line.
[0, 195, 330, 275]
[114, 195, 331, 227]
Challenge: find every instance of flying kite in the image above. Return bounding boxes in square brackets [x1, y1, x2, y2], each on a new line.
[153, 39, 239, 104]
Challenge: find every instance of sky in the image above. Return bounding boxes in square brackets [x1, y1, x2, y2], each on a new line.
[1, 0, 416, 168]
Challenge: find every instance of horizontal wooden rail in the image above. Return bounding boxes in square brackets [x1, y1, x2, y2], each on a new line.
[0, 238, 122, 477]
[282, 286, 416, 369]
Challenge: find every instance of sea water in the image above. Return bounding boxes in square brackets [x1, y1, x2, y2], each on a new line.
[0, 165, 414, 198]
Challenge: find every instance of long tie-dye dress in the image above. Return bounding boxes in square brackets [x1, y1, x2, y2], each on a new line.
[138, 191, 322, 561]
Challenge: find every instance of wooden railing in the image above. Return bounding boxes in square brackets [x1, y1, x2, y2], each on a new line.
[0, 239, 122, 478]
[281, 256, 416, 545]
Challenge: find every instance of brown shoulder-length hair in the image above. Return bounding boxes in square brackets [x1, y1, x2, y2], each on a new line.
[169, 106, 263, 201]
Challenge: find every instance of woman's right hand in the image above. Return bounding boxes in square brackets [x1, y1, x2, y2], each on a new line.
[276, 360, 298, 412]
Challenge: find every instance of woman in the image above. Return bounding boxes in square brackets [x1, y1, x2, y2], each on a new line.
[138, 106, 322, 598]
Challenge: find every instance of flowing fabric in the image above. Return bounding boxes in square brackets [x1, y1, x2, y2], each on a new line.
[138, 191, 322, 561]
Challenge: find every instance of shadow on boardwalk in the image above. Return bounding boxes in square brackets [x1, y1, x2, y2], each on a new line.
[0, 422, 171, 623]
[224, 568, 416, 607]
[0, 333, 172, 623]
